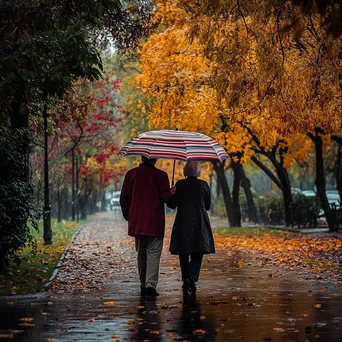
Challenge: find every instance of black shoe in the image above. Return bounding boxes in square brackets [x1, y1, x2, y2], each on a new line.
[145, 287, 159, 297]
[140, 285, 146, 294]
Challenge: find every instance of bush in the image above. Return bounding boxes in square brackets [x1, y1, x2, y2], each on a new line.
[0, 125, 37, 272]
[212, 197, 227, 217]
[292, 194, 321, 228]
[256, 197, 285, 225]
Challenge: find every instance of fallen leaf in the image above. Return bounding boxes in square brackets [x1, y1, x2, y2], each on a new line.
[111, 335, 120, 339]
[103, 301, 116, 306]
[19, 318, 34, 322]
[18, 323, 36, 327]
[150, 330, 160, 335]
[193, 329, 206, 335]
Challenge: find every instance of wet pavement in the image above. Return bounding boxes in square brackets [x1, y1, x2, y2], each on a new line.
[1, 212, 342, 341]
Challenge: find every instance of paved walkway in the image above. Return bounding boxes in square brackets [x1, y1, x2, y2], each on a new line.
[1, 212, 342, 341]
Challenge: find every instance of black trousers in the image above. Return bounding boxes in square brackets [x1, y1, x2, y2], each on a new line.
[179, 253, 203, 282]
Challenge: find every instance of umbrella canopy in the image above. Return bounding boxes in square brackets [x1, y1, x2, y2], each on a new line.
[119, 130, 230, 162]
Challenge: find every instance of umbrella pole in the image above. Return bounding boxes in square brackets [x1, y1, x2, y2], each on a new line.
[171, 160, 176, 186]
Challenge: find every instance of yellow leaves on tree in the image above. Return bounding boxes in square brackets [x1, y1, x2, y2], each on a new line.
[136, 28, 219, 135]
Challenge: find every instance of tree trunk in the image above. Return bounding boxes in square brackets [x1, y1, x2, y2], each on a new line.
[76, 155, 80, 222]
[251, 153, 293, 226]
[241, 166, 258, 223]
[335, 146, 342, 203]
[79, 195, 88, 220]
[216, 177, 221, 198]
[274, 162, 293, 226]
[308, 130, 337, 232]
[57, 184, 62, 223]
[213, 161, 234, 226]
[101, 191, 106, 211]
[231, 160, 242, 227]
[61, 187, 69, 220]
[71, 149, 75, 221]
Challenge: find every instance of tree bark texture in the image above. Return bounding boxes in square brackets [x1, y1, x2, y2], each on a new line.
[308, 131, 337, 232]
[241, 166, 258, 223]
[213, 161, 234, 227]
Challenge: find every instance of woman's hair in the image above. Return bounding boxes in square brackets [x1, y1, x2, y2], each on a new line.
[183, 161, 201, 177]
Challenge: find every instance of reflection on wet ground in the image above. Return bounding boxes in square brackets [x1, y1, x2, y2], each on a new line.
[1, 213, 342, 341]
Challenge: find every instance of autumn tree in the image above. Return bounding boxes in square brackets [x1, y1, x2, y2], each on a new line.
[170, 0, 341, 231]
[133, 1, 320, 227]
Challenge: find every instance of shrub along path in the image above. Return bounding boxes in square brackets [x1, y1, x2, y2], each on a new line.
[0, 212, 342, 341]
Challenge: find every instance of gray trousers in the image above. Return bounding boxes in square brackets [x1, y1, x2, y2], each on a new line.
[135, 236, 163, 289]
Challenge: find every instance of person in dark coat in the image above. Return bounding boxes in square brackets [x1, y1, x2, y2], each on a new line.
[120, 156, 175, 296]
[167, 161, 215, 293]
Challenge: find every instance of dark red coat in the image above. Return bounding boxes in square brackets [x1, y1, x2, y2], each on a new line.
[120, 162, 173, 238]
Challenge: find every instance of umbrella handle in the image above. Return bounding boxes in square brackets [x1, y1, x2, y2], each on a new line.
[171, 160, 176, 186]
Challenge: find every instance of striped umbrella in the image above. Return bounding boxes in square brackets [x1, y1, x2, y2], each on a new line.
[119, 130, 230, 185]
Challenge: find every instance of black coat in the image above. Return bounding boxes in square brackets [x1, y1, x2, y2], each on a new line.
[167, 177, 215, 255]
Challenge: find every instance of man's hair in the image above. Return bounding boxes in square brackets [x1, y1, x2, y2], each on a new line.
[183, 161, 201, 177]
[141, 156, 157, 164]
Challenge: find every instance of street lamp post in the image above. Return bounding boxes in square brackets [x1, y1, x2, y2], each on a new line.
[43, 104, 52, 245]
[71, 149, 76, 221]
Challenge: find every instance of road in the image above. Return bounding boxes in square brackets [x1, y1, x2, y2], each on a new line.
[1, 212, 342, 341]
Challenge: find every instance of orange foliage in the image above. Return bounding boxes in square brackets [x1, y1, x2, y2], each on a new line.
[214, 233, 342, 278]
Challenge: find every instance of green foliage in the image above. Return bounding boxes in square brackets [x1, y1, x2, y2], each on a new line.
[212, 196, 227, 217]
[256, 197, 285, 225]
[292, 194, 321, 228]
[0, 0, 155, 123]
[0, 125, 38, 271]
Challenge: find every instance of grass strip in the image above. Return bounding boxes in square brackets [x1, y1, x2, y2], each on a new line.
[213, 226, 293, 237]
[0, 219, 86, 296]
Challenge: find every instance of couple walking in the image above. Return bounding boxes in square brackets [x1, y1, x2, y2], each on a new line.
[120, 157, 215, 297]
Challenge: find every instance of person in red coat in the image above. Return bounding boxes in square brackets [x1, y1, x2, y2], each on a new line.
[120, 156, 175, 296]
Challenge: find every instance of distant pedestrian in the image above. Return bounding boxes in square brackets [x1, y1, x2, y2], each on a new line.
[120, 156, 175, 296]
[167, 161, 215, 294]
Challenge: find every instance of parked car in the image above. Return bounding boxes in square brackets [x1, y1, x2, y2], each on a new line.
[110, 191, 121, 211]
[302, 190, 316, 197]
[326, 190, 341, 209]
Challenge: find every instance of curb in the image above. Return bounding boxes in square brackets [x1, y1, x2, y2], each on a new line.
[0, 224, 86, 302]
[265, 225, 330, 234]
[39, 224, 85, 292]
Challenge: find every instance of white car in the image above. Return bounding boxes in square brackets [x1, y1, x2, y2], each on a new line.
[302, 190, 316, 197]
[326, 190, 341, 209]
[110, 191, 121, 210]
